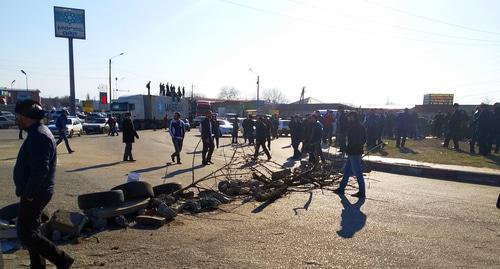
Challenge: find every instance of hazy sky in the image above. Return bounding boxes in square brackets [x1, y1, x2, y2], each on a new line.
[1, 0, 500, 106]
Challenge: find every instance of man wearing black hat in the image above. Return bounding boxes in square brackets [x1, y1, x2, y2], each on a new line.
[55, 109, 74, 154]
[14, 99, 74, 269]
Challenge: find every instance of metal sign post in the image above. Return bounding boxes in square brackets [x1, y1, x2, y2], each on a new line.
[54, 6, 85, 116]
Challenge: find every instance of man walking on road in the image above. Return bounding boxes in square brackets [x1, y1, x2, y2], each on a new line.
[201, 110, 215, 165]
[14, 99, 74, 269]
[55, 109, 74, 154]
[253, 116, 272, 161]
[334, 111, 367, 198]
[122, 113, 139, 162]
[169, 112, 185, 164]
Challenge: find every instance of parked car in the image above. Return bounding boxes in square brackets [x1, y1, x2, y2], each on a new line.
[0, 116, 16, 129]
[181, 119, 191, 131]
[48, 117, 83, 137]
[83, 118, 109, 134]
[198, 119, 233, 136]
[277, 119, 291, 137]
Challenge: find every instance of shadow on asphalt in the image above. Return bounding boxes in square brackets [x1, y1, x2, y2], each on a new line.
[66, 161, 122, 172]
[336, 194, 366, 239]
[0, 157, 17, 161]
[132, 164, 168, 174]
[163, 164, 204, 179]
[292, 191, 313, 215]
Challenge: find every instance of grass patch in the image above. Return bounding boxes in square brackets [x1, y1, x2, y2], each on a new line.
[370, 138, 500, 170]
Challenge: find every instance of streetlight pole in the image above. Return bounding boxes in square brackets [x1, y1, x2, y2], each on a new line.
[10, 80, 15, 91]
[20, 70, 28, 90]
[249, 68, 260, 111]
[108, 52, 124, 107]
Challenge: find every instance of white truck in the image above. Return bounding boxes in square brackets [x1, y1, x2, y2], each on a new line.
[111, 95, 190, 130]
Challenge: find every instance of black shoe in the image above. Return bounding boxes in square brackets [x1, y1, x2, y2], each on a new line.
[177, 161, 182, 164]
[69, 150, 75, 154]
[58, 256, 74, 269]
[202, 161, 208, 166]
[332, 188, 344, 195]
[351, 192, 366, 198]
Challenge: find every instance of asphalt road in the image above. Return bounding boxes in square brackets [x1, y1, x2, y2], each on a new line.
[0, 128, 499, 268]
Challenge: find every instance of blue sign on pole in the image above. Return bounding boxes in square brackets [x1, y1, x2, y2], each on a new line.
[54, 6, 85, 40]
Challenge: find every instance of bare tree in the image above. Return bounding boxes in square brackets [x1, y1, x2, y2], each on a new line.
[262, 88, 288, 104]
[217, 86, 241, 100]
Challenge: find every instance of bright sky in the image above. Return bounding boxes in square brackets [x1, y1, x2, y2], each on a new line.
[1, 0, 500, 106]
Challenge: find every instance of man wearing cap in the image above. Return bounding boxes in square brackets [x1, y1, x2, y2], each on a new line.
[55, 109, 74, 154]
[14, 99, 74, 269]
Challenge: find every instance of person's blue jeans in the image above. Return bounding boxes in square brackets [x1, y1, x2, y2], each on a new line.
[338, 155, 366, 195]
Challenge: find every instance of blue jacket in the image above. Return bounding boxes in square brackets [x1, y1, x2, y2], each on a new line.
[200, 117, 213, 139]
[169, 119, 185, 139]
[13, 122, 56, 198]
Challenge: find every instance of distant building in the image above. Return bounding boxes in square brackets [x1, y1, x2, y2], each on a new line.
[0, 88, 41, 105]
[423, 93, 454, 105]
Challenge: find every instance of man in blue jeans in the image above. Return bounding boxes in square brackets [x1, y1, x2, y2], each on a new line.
[169, 112, 186, 164]
[334, 111, 367, 198]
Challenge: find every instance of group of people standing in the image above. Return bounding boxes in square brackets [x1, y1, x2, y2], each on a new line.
[159, 83, 186, 102]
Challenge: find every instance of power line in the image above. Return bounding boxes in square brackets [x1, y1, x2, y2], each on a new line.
[218, 0, 500, 46]
[289, 0, 500, 43]
[361, 0, 500, 36]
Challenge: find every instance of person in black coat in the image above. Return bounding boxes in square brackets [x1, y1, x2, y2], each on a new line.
[334, 111, 367, 198]
[308, 114, 325, 163]
[201, 110, 215, 165]
[211, 115, 220, 148]
[443, 103, 461, 150]
[336, 109, 348, 152]
[122, 113, 139, 161]
[253, 116, 271, 161]
[231, 115, 239, 144]
[493, 103, 500, 154]
[13, 100, 74, 268]
[289, 115, 303, 159]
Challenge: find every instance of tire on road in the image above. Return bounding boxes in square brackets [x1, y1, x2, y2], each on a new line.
[0, 203, 50, 222]
[77, 190, 125, 210]
[153, 183, 182, 197]
[111, 181, 154, 201]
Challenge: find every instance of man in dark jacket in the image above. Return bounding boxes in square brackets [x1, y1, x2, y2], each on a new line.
[364, 111, 378, 149]
[242, 115, 254, 145]
[469, 107, 480, 153]
[55, 109, 74, 153]
[14, 100, 74, 269]
[289, 115, 303, 159]
[122, 113, 139, 161]
[395, 108, 410, 148]
[301, 114, 313, 156]
[336, 109, 348, 152]
[443, 103, 461, 150]
[169, 112, 185, 164]
[334, 111, 367, 198]
[264, 116, 273, 149]
[308, 114, 325, 163]
[477, 103, 494, 156]
[211, 115, 220, 148]
[253, 116, 272, 161]
[231, 115, 239, 144]
[201, 110, 215, 165]
[493, 103, 500, 154]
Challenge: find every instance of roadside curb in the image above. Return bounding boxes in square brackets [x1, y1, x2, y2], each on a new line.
[365, 160, 500, 187]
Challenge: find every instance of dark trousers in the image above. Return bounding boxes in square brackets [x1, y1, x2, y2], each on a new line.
[123, 142, 133, 161]
[214, 136, 219, 148]
[254, 139, 271, 160]
[232, 131, 238, 144]
[202, 137, 215, 163]
[495, 134, 500, 153]
[308, 143, 325, 163]
[469, 132, 478, 152]
[396, 129, 407, 148]
[291, 136, 301, 158]
[56, 130, 72, 153]
[478, 134, 491, 155]
[171, 138, 183, 163]
[19, 128, 23, 139]
[443, 131, 459, 149]
[266, 135, 271, 150]
[17, 194, 70, 268]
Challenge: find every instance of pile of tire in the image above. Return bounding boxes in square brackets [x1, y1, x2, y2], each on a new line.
[77, 181, 155, 211]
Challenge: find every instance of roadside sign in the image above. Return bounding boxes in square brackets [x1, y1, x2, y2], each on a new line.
[54, 6, 86, 40]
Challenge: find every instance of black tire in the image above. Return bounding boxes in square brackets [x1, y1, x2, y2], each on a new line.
[77, 190, 124, 210]
[0, 203, 50, 222]
[111, 181, 154, 201]
[153, 183, 182, 197]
